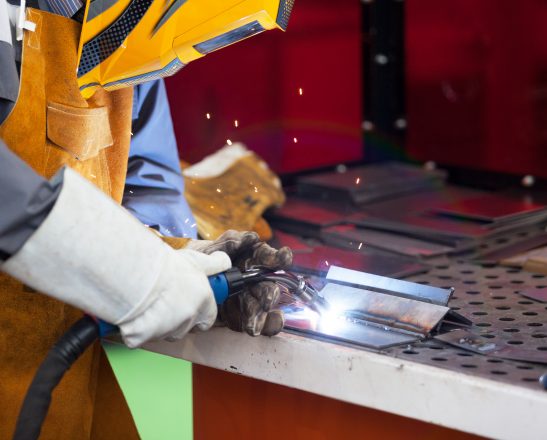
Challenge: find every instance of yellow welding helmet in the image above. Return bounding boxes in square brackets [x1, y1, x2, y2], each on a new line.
[77, 0, 295, 98]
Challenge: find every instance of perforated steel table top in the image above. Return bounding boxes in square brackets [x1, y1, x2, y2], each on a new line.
[382, 227, 547, 391]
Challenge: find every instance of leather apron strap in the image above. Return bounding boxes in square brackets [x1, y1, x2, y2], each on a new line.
[0, 9, 137, 439]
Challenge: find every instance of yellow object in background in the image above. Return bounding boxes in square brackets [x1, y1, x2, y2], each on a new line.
[77, 0, 294, 98]
[183, 143, 285, 240]
[501, 246, 547, 275]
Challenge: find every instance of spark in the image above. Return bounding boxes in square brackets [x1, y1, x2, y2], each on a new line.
[190, 223, 196, 228]
[325, 260, 330, 266]
[254, 186, 258, 193]
[184, 218, 190, 224]
[234, 120, 239, 128]
[90, 174, 96, 179]
[293, 137, 298, 143]
[355, 177, 361, 185]
[358, 242, 363, 250]
[298, 87, 303, 96]
[206, 113, 211, 119]
[129, 190, 134, 194]
[216, 187, 222, 193]
[210, 205, 215, 209]
[226, 139, 233, 146]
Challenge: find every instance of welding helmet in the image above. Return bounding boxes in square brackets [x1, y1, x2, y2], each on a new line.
[77, 0, 295, 98]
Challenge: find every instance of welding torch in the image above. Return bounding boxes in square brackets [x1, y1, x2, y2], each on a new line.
[14, 267, 327, 440]
[98, 267, 328, 336]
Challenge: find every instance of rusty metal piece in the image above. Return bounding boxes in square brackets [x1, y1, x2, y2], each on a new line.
[282, 268, 463, 350]
[320, 283, 450, 337]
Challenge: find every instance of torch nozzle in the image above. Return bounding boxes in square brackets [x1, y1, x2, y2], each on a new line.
[241, 268, 330, 316]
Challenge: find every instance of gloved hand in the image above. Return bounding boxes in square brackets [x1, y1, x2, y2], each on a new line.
[182, 143, 285, 241]
[1, 168, 231, 348]
[187, 230, 292, 336]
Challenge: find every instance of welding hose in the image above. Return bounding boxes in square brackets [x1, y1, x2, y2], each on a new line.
[14, 268, 315, 439]
[13, 268, 248, 440]
[13, 316, 100, 440]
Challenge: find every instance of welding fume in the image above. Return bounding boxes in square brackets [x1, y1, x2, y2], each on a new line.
[0, 0, 298, 438]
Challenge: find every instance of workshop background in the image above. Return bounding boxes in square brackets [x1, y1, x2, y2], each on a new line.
[168, 0, 547, 178]
[114, 0, 547, 438]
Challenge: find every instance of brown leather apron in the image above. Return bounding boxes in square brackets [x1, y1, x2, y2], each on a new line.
[0, 9, 139, 439]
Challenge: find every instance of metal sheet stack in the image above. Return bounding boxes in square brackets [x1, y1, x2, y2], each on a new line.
[267, 162, 547, 268]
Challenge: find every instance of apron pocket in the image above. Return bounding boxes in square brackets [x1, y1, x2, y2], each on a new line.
[46, 102, 113, 160]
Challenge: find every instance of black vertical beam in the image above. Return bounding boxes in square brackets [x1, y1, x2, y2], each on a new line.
[362, 0, 406, 163]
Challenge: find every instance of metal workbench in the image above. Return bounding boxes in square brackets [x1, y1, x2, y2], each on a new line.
[145, 226, 547, 440]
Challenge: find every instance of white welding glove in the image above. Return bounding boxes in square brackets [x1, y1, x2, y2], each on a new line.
[1, 167, 231, 348]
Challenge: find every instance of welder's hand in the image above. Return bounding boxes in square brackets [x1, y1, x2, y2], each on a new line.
[1, 167, 232, 348]
[186, 230, 293, 336]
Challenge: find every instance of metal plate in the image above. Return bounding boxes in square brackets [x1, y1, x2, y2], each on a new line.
[266, 198, 350, 237]
[283, 306, 419, 350]
[320, 283, 450, 336]
[272, 231, 430, 278]
[296, 162, 447, 205]
[292, 247, 429, 279]
[350, 187, 547, 246]
[435, 329, 547, 364]
[433, 194, 547, 225]
[321, 224, 455, 258]
[326, 266, 453, 306]
[472, 233, 547, 264]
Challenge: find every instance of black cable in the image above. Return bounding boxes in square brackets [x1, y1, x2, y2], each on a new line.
[13, 316, 100, 440]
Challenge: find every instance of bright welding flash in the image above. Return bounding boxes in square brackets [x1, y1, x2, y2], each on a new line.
[317, 307, 347, 335]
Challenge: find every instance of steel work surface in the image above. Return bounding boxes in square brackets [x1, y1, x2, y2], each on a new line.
[145, 227, 547, 439]
[329, 225, 547, 390]
[394, 260, 546, 390]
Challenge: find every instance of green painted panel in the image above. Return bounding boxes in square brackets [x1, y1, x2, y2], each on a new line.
[103, 343, 193, 440]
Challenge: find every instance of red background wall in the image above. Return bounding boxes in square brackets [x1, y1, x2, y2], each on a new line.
[165, 0, 363, 173]
[406, 0, 547, 178]
[166, 0, 547, 177]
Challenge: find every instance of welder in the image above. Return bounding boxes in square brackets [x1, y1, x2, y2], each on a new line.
[0, 0, 294, 437]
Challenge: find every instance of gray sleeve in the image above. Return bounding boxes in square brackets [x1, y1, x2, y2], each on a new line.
[0, 140, 62, 261]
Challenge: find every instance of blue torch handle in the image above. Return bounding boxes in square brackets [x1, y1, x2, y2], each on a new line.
[208, 273, 231, 304]
[98, 273, 231, 337]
